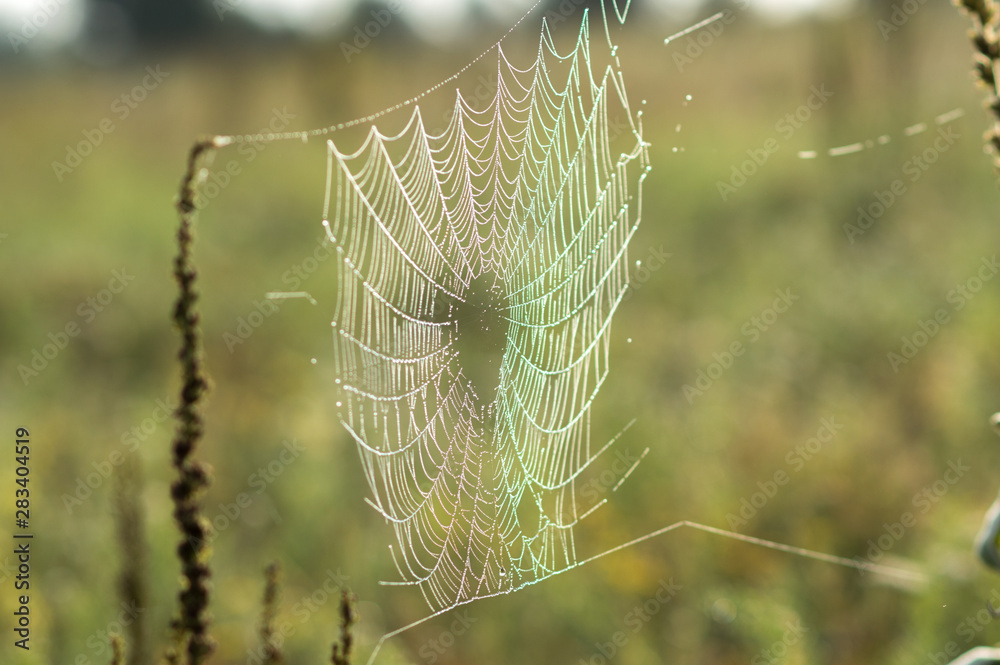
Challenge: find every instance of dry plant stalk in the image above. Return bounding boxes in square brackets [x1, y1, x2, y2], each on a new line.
[331, 592, 357, 665]
[169, 137, 361, 664]
[114, 458, 149, 665]
[259, 563, 283, 665]
[111, 634, 125, 665]
[955, 0, 1000, 172]
[167, 138, 221, 665]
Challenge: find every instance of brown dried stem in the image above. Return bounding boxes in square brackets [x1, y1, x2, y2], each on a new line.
[114, 458, 149, 665]
[111, 634, 125, 665]
[259, 563, 283, 665]
[330, 592, 357, 665]
[167, 138, 220, 665]
[956, 0, 1000, 173]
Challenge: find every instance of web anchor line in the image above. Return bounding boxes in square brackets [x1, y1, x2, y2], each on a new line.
[265, 291, 317, 305]
[361, 519, 928, 665]
[797, 107, 965, 159]
[209, 1, 556, 147]
[663, 11, 727, 44]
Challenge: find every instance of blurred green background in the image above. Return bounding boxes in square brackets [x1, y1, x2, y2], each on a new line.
[3, 1, 1000, 664]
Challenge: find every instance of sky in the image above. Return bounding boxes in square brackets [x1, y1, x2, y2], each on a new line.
[0, 0, 852, 50]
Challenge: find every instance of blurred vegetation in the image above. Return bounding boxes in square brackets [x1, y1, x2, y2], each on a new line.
[2, 1, 1000, 665]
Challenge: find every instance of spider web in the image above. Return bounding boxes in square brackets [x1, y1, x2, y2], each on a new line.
[318, 7, 649, 614]
[203, 4, 931, 663]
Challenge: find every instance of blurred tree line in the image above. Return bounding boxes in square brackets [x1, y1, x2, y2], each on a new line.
[2, 0, 614, 57]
